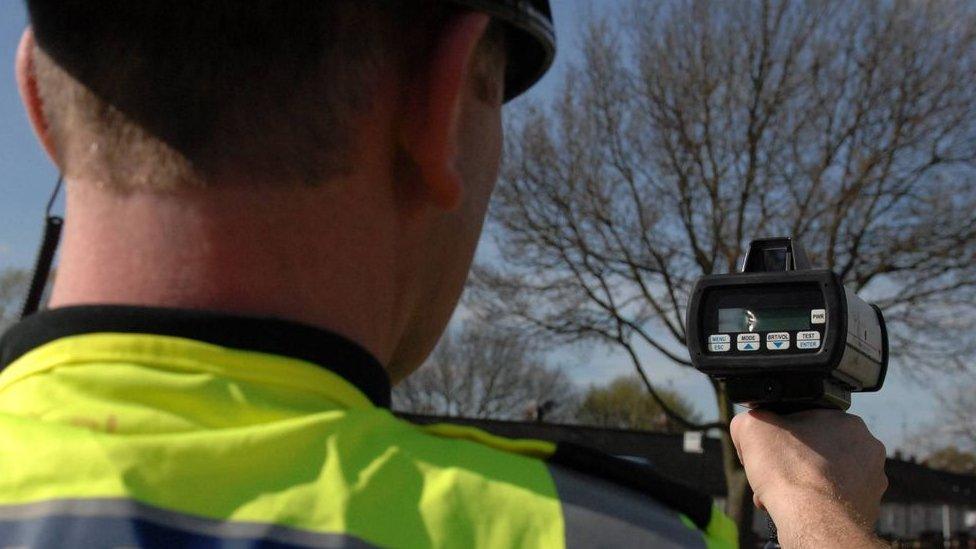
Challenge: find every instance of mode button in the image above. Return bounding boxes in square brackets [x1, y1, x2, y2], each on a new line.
[736, 333, 760, 351]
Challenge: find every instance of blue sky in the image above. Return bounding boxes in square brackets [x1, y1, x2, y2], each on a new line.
[0, 1, 58, 269]
[0, 0, 939, 451]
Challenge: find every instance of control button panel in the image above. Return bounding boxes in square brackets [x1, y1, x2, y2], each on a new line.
[707, 334, 731, 352]
[766, 332, 790, 351]
[737, 333, 760, 351]
[811, 309, 826, 324]
[702, 329, 824, 353]
[704, 311, 825, 353]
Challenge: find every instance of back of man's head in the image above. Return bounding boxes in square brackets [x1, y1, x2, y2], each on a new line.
[26, 0, 505, 190]
[19, 0, 549, 377]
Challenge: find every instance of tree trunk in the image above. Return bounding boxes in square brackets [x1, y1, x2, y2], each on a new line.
[715, 383, 757, 548]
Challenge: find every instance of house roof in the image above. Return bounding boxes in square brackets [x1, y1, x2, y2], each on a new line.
[884, 458, 976, 505]
[398, 413, 976, 506]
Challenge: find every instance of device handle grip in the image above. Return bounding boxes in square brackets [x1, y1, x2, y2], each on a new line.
[754, 397, 842, 548]
[757, 400, 840, 414]
[763, 516, 782, 549]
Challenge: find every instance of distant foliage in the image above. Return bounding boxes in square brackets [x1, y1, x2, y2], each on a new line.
[922, 446, 976, 476]
[909, 381, 976, 473]
[575, 375, 699, 433]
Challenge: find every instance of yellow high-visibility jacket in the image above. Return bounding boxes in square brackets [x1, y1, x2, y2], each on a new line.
[0, 306, 736, 548]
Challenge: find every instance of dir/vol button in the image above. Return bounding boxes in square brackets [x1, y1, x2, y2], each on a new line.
[766, 332, 790, 351]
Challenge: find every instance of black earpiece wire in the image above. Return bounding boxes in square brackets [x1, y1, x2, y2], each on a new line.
[20, 176, 64, 319]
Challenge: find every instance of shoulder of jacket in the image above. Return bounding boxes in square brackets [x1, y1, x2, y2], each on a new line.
[548, 441, 716, 532]
[399, 416, 717, 533]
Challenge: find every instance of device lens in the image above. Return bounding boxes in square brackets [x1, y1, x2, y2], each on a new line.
[763, 248, 788, 271]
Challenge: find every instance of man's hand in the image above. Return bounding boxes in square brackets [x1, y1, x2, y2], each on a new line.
[730, 409, 888, 548]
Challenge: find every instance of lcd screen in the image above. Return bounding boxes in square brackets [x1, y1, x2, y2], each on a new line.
[717, 307, 811, 333]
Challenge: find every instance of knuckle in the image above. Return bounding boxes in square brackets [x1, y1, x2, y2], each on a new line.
[798, 409, 831, 423]
[729, 416, 742, 439]
[845, 413, 868, 429]
[730, 412, 752, 438]
[811, 455, 832, 477]
[874, 438, 887, 458]
[819, 408, 842, 420]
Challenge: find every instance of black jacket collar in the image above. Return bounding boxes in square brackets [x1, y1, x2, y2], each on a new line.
[0, 305, 391, 408]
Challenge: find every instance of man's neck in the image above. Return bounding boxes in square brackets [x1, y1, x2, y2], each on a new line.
[49, 178, 405, 367]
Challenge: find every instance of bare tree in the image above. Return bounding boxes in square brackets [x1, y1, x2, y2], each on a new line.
[941, 386, 976, 454]
[470, 0, 976, 540]
[393, 322, 578, 422]
[909, 382, 976, 469]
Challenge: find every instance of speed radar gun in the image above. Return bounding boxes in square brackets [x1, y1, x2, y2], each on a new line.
[686, 237, 888, 412]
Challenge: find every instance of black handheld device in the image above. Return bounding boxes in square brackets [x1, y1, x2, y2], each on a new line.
[686, 237, 888, 411]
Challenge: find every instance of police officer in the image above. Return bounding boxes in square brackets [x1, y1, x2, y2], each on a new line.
[0, 1, 886, 547]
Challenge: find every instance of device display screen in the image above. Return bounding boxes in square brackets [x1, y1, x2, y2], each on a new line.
[717, 307, 811, 333]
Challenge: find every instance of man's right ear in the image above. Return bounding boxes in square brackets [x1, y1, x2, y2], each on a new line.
[16, 27, 60, 166]
[397, 12, 490, 212]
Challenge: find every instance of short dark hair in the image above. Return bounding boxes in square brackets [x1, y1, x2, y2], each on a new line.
[27, 0, 505, 189]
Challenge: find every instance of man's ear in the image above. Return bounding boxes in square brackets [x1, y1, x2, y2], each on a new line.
[400, 12, 489, 211]
[16, 27, 59, 167]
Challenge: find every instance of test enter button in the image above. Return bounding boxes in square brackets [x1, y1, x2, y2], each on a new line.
[796, 330, 821, 350]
